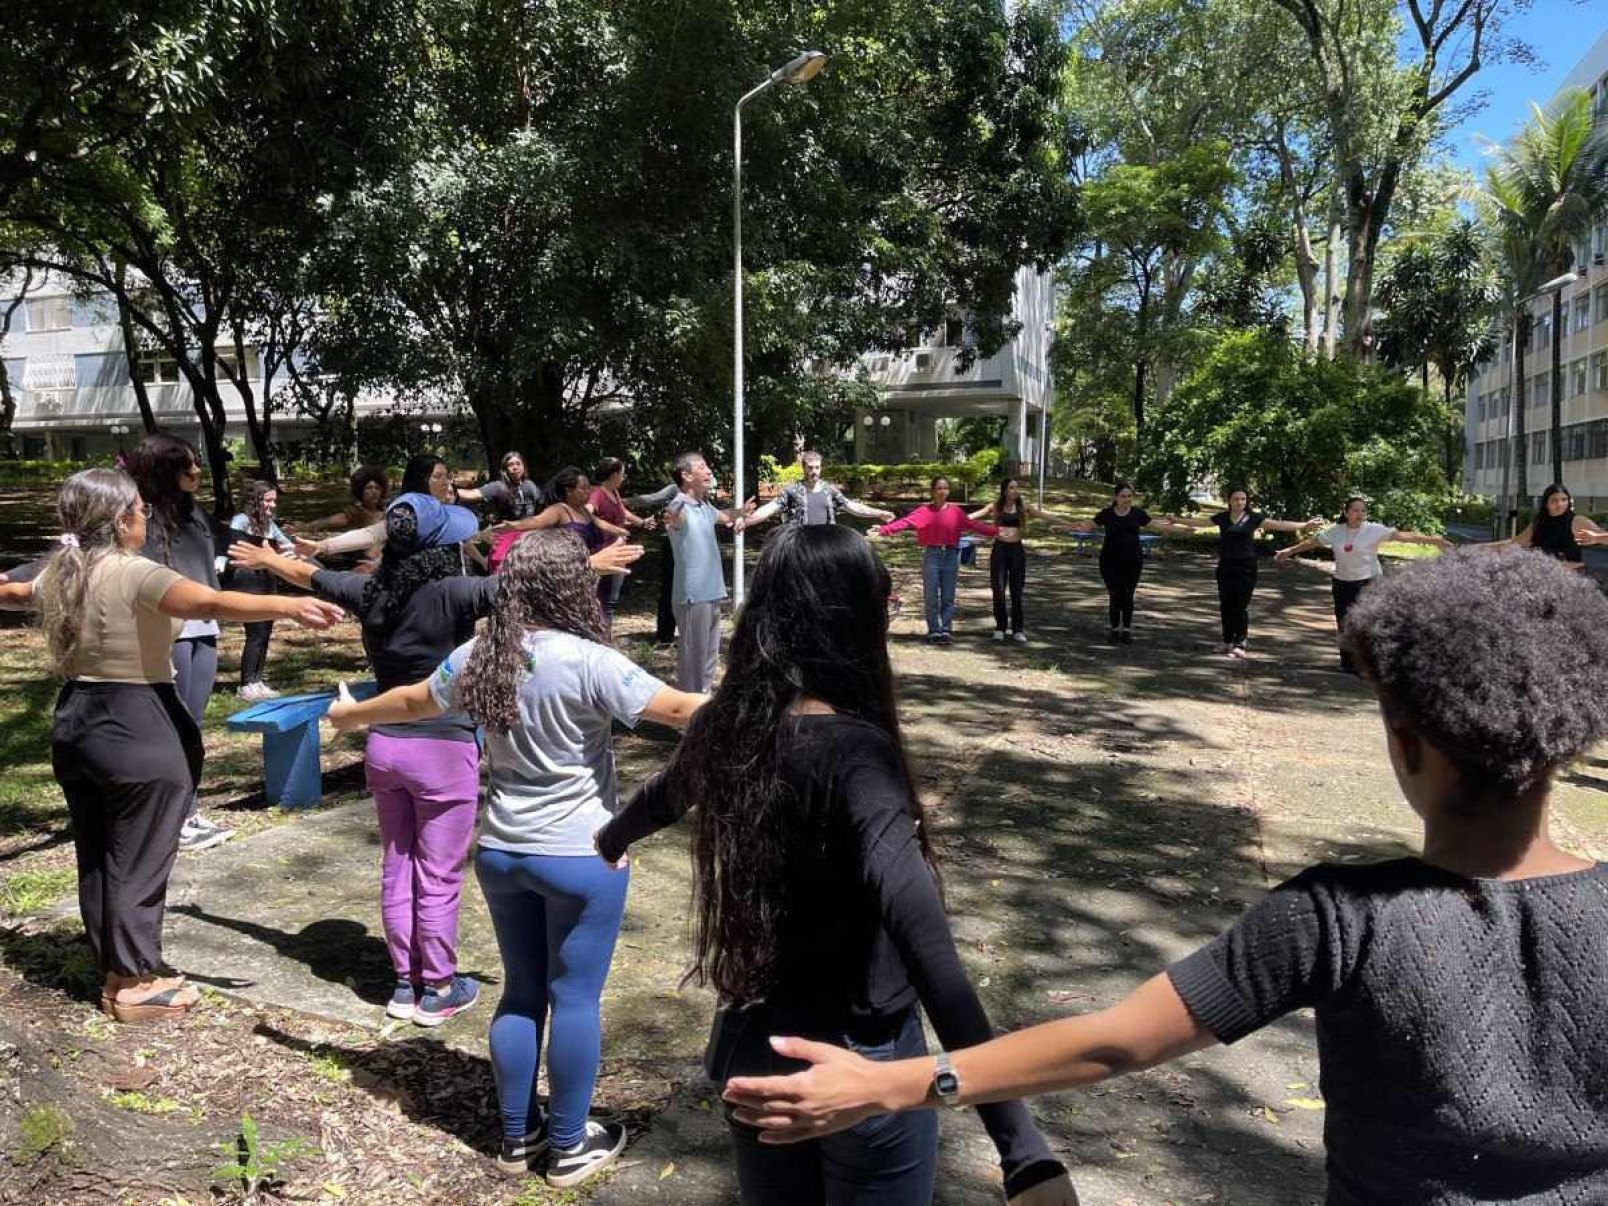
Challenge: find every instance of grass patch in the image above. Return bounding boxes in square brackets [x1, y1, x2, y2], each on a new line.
[106, 1089, 197, 1118]
[0, 866, 76, 916]
[15, 1103, 74, 1164]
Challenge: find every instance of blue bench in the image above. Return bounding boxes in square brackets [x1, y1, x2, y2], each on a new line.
[227, 681, 377, 809]
[1066, 532, 1163, 558]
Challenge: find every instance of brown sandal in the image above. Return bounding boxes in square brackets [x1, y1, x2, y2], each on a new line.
[100, 985, 199, 1024]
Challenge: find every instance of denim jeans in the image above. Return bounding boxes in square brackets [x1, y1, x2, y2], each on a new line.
[920, 545, 961, 636]
[709, 1004, 939, 1205]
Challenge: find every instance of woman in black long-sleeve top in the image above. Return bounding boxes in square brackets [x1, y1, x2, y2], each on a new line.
[595, 525, 1073, 1205]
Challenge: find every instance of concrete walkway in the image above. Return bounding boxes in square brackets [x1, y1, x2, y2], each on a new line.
[159, 546, 1608, 1204]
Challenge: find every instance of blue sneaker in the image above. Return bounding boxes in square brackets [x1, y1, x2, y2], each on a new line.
[414, 975, 478, 1027]
[385, 980, 418, 1021]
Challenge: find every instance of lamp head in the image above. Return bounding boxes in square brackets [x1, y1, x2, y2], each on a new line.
[775, 51, 827, 85]
[1539, 271, 1578, 294]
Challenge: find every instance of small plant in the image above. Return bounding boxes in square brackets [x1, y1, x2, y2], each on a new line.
[107, 1090, 194, 1118]
[16, 1103, 73, 1164]
[212, 1113, 318, 1202]
[305, 1048, 351, 1085]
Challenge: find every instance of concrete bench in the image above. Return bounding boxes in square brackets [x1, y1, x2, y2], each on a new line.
[1066, 532, 1163, 558]
[227, 681, 377, 809]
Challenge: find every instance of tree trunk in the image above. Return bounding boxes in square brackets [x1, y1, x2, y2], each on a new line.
[112, 298, 159, 434]
[467, 360, 590, 478]
[1274, 130, 1320, 356]
[0, 274, 30, 453]
[1442, 371, 1459, 485]
[1321, 192, 1342, 360]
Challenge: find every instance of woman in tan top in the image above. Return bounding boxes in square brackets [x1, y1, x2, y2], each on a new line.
[0, 469, 342, 1022]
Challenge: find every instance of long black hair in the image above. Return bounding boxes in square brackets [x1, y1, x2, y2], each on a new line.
[543, 465, 586, 508]
[399, 453, 445, 496]
[1538, 483, 1573, 519]
[126, 432, 199, 565]
[664, 524, 932, 1002]
[996, 476, 1026, 518]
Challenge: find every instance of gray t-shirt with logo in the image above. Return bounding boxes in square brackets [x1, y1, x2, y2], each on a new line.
[428, 630, 664, 856]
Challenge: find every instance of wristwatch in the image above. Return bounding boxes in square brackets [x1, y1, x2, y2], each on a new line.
[932, 1051, 963, 1108]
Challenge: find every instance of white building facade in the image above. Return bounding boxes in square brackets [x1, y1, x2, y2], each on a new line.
[1464, 30, 1608, 509]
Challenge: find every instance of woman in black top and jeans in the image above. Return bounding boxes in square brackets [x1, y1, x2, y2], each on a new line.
[1494, 483, 1607, 568]
[595, 525, 1073, 1205]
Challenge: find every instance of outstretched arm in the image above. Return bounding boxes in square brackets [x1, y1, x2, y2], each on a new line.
[157, 579, 345, 628]
[1147, 516, 1199, 536]
[1385, 529, 1454, 550]
[966, 502, 996, 522]
[327, 679, 441, 732]
[1160, 513, 1211, 529]
[840, 497, 896, 522]
[1274, 536, 1323, 563]
[229, 542, 319, 591]
[746, 499, 783, 526]
[0, 580, 35, 610]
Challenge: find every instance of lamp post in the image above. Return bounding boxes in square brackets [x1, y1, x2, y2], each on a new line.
[733, 50, 826, 606]
[109, 422, 130, 452]
[1498, 271, 1576, 539]
[1549, 271, 1579, 486]
[421, 421, 443, 454]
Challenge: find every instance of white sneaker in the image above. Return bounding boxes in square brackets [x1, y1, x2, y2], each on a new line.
[993, 630, 1007, 642]
[238, 682, 268, 702]
[255, 683, 281, 699]
[1012, 631, 1027, 644]
[545, 1120, 627, 1188]
[178, 815, 232, 853]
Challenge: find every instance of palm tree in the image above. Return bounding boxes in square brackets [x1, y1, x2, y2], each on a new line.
[1481, 89, 1608, 499]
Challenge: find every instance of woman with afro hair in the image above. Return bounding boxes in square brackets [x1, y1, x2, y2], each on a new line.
[724, 550, 1608, 1206]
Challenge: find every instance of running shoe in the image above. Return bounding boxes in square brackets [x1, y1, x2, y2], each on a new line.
[993, 630, 1007, 642]
[494, 1114, 550, 1176]
[385, 980, 419, 1021]
[545, 1120, 627, 1189]
[414, 975, 478, 1027]
[936, 632, 953, 645]
[178, 815, 232, 853]
[1012, 631, 1027, 644]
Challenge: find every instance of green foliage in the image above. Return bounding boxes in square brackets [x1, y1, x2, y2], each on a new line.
[758, 454, 1002, 500]
[1140, 329, 1452, 529]
[15, 1104, 73, 1166]
[0, 867, 77, 916]
[935, 416, 1007, 461]
[0, 460, 95, 487]
[212, 1113, 318, 1202]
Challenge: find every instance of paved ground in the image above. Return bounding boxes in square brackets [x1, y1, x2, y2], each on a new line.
[130, 541, 1608, 1205]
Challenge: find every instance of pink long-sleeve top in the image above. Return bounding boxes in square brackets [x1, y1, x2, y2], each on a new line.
[877, 503, 998, 547]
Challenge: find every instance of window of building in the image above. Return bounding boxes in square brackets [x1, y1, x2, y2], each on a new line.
[24, 296, 71, 332]
[135, 352, 180, 385]
[1573, 359, 1589, 397]
[1532, 372, 1550, 407]
[1533, 431, 1548, 464]
[1590, 418, 1608, 459]
[913, 352, 932, 371]
[1596, 284, 1608, 323]
[1534, 315, 1551, 349]
[1474, 443, 1485, 470]
[1567, 424, 1588, 461]
[1477, 396, 1487, 423]
[1574, 296, 1591, 333]
[1500, 386, 1511, 416]
[215, 348, 260, 381]
[1595, 351, 1608, 392]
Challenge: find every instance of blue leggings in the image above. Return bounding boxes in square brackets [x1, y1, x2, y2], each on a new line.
[475, 848, 630, 1149]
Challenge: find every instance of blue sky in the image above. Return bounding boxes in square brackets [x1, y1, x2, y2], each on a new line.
[1445, 1, 1608, 174]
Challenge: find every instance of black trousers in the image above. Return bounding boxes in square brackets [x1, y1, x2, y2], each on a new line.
[1216, 558, 1258, 646]
[990, 540, 1026, 634]
[1100, 552, 1143, 629]
[655, 540, 677, 643]
[1332, 577, 1370, 672]
[234, 568, 275, 685]
[52, 682, 203, 976]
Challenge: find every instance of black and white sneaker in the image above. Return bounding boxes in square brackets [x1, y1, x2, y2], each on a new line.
[494, 1115, 550, 1177]
[545, 1120, 627, 1188]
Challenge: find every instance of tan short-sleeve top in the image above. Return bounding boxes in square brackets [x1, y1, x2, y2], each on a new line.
[38, 552, 184, 683]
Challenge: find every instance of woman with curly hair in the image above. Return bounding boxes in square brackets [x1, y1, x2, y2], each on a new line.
[232, 489, 492, 1027]
[295, 465, 389, 567]
[227, 479, 297, 700]
[726, 551, 1608, 1206]
[126, 432, 233, 851]
[594, 525, 1073, 1205]
[296, 454, 485, 562]
[327, 530, 704, 1188]
[0, 469, 341, 1022]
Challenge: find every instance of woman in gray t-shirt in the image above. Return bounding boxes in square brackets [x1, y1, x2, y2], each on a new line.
[327, 529, 704, 1188]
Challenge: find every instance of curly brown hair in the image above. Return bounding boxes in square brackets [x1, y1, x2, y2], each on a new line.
[455, 529, 606, 732]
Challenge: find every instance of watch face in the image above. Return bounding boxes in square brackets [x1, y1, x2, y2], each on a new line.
[935, 1070, 960, 1097]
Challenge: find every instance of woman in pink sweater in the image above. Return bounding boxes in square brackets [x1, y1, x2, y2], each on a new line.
[872, 477, 998, 644]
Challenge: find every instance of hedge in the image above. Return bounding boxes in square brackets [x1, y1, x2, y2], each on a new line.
[760, 449, 1004, 499]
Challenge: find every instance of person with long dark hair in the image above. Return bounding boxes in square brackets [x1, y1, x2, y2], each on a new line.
[479, 451, 544, 522]
[587, 457, 656, 636]
[326, 530, 704, 1187]
[0, 469, 341, 1022]
[1065, 483, 1193, 645]
[1275, 497, 1450, 674]
[228, 479, 297, 700]
[1163, 490, 1320, 658]
[1490, 483, 1608, 568]
[725, 552, 1608, 1206]
[233, 490, 491, 1026]
[967, 477, 1082, 644]
[593, 525, 1074, 1205]
[126, 432, 233, 852]
[872, 476, 999, 644]
[295, 466, 389, 569]
[485, 466, 631, 573]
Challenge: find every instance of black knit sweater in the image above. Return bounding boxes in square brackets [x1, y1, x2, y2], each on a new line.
[1167, 859, 1608, 1205]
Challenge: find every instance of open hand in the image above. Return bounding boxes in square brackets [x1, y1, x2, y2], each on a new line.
[293, 536, 325, 560]
[723, 1036, 886, 1144]
[590, 538, 645, 577]
[228, 540, 272, 571]
[287, 598, 346, 630]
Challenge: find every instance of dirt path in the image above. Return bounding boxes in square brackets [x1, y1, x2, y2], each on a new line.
[2, 542, 1604, 1204]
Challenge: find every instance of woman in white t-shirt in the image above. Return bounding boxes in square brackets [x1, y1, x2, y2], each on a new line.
[324, 529, 705, 1188]
[1275, 496, 1450, 673]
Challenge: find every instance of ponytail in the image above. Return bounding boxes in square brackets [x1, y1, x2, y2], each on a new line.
[40, 469, 140, 676]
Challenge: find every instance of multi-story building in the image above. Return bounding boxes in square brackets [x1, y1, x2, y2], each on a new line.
[852, 266, 1054, 471]
[1464, 30, 1608, 510]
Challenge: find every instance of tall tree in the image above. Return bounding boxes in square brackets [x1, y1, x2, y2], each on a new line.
[1268, 0, 1521, 358]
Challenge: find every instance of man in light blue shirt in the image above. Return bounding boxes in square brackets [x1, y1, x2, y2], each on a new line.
[663, 451, 744, 692]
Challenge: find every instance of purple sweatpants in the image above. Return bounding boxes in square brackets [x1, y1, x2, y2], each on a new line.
[364, 732, 480, 987]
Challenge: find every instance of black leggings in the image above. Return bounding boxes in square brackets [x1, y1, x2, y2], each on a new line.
[655, 541, 677, 644]
[1216, 559, 1258, 646]
[1100, 552, 1142, 629]
[234, 568, 275, 685]
[990, 540, 1026, 634]
[1332, 578, 1370, 672]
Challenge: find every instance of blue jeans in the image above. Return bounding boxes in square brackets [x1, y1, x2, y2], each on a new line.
[712, 1005, 939, 1205]
[920, 545, 961, 636]
[475, 848, 630, 1148]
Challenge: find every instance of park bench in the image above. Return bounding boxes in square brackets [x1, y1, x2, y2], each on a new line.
[227, 681, 377, 809]
[1065, 532, 1163, 558]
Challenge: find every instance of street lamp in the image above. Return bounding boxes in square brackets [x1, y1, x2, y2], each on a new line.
[733, 50, 827, 606]
[1498, 271, 1576, 538]
[109, 422, 130, 452]
[421, 421, 443, 452]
